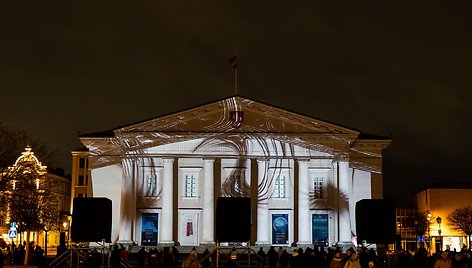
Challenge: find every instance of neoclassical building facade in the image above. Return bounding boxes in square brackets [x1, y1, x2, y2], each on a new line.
[71, 96, 390, 247]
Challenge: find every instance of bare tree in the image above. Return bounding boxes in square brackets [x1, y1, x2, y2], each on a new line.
[40, 196, 60, 260]
[412, 212, 432, 249]
[447, 206, 472, 249]
[0, 123, 55, 173]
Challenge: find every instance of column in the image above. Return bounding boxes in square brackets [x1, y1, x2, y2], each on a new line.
[297, 160, 311, 245]
[160, 158, 174, 244]
[256, 159, 270, 245]
[201, 159, 215, 244]
[338, 161, 352, 244]
[119, 159, 135, 244]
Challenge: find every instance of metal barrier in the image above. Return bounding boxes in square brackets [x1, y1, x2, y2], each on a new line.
[47, 246, 132, 268]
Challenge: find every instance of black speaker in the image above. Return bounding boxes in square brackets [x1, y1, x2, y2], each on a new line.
[71, 197, 112, 242]
[356, 199, 396, 244]
[216, 197, 251, 242]
[60, 232, 66, 247]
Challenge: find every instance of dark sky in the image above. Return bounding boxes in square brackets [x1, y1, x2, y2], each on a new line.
[1, 1, 471, 207]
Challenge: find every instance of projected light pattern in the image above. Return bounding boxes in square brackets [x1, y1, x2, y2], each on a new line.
[81, 96, 388, 199]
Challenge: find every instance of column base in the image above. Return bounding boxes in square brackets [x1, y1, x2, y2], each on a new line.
[200, 241, 216, 246]
[295, 241, 312, 248]
[116, 240, 136, 250]
[255, 241, 271, 246]
[159, 240, 175, 247]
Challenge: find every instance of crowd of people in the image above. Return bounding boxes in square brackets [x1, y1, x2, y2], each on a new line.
[3, 241, 469, 268]
[0, 241, 45, 266]
[128, 245, 181, 268]
[151, 245, 472, 268]
[253, 245, 472, 268]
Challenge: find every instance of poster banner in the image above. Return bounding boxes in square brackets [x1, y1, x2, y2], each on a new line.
[312, 214, 329, 246]
[179, 213, 198, 246]
[272, 214, 289, 245]
[142, 213, 158, 246]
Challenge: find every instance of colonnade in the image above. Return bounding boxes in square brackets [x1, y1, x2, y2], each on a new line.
[117, 157, 353, 246]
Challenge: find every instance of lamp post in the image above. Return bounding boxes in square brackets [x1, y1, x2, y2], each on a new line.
[427, 211, 432, 253]
[414, 220, 419, 250]
[437, 216, 442, 252]
[63, 221, 69, 248]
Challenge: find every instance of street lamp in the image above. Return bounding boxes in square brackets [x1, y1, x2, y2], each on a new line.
[437, 216, 442, 252]
[427, 211, 432, 253]
[63, 221, 69, 248]
[414, 220, 420, 250]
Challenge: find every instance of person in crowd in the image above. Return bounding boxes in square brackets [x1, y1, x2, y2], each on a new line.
[330, 251, 344, 268]
[278, 249, 290, 268]
[119, 244, 129, 263]
[32, 245, 44, 265]
[344, 251, 361, 268]
[288, 248, 303, 268]
[412, 247, 428, 268]
[230, 247, 237, 261]
[0, 248, 5, 268]
[110, 245, 121, 268]
[343, 248, 354, 264]
[202, 248, 211, 268]
[267, 246, 278, 268]
[434, 250, 453, 268]
[172, 246, 180, 268]
[257, 247, 266, 268]
[182, 251, 201, 268]
[161, 246, 175, 268]
[92, 249, 102, 268]
[137, 247, 147, 268]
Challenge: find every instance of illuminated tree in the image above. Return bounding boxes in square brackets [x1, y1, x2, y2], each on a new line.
[0, 124, 55, 222]
[3, 147, 55, 265]
[447, 206, 472, 249]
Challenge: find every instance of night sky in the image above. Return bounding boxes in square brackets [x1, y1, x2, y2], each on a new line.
[1, 1, 471, 207]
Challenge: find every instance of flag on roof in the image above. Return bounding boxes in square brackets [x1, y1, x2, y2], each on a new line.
[228, 55, 238, 68]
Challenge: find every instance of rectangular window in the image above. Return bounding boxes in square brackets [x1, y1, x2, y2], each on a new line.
[274, 175, 286, 198]
[78, 175, 85, 186]
[313, 177, 323, 199]
[185, 174, 197, 197]
[79, 158, 86, 168]
[145, 174, 157, 197]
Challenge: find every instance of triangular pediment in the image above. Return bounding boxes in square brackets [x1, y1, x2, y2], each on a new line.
[118, 96, 359, 136]
[80, 96, 390, 172]
[109, 96, 360, 155]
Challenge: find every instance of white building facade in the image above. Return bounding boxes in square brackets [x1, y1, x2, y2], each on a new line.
[73, 96, 390, 248]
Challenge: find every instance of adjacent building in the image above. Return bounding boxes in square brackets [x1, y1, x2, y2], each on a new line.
[417, 183, 472, 252]
[71, 96, 391, 247]
[0, 147, 71, 251]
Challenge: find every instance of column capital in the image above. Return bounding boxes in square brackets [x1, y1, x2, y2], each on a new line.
[163, 158, 175, 163]
[256, 158, 269, 163]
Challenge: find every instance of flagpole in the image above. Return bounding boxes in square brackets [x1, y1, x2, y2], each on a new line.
[229, 54, 238, 96]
